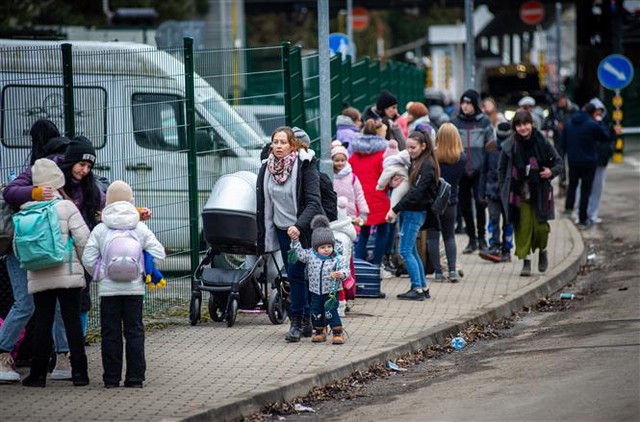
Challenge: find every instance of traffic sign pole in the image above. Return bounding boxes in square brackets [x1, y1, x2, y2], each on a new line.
[612, 89, 624, 164]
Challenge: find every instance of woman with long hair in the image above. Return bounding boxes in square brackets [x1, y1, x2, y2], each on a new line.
[427, 123, 467, 282]
[386, 130, 440, 301]
[256, 126, 323, 342]
[498, 111, 563, 276]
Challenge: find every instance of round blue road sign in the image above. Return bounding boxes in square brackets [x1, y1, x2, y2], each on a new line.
[597, 54, 634, 90]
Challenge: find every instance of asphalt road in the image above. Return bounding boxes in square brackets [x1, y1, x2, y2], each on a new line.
[278, 145, 640, 422]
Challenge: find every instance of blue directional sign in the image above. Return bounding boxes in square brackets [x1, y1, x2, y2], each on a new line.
[597, 54, 634, 90]
[329, 33, 354, 59]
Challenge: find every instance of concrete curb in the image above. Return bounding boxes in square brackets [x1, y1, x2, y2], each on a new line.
[182, 219, 585, 422]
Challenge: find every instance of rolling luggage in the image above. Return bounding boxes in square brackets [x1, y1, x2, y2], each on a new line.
[354, 258, 386, 298]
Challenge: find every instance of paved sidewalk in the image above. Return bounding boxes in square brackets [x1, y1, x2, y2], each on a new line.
[0, 218, 583, 422]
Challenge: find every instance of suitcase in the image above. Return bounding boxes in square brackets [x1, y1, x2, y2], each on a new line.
[354, 258, 386, 298]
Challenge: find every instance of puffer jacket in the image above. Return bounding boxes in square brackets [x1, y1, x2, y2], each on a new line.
[82, 201, 165, 297]
[19, 195, 91, 294]
[335, 115, 360, 155]
[292, 240, 348, 295]
[330, 216, 357, 275]
[349, 133, 391, 225]
[451, 112, 495, 176]
[332, 163, 369, 219]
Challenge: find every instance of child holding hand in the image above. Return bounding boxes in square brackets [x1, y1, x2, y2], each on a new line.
[290, 215, 349, 344]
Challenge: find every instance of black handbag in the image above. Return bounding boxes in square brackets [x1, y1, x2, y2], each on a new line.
[431, 178, 451, 215]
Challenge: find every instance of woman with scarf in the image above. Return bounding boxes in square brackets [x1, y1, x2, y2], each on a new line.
[256, 127, 323, 343]
[498, 111, 563, 277]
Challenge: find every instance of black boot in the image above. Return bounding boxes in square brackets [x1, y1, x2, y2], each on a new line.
[70, 353, 89, 386]
[301, 316, 313, 338]
[520, 259, 532, 277]
[538, 249, 548, 272]
[285, 316, 302, 342]
[22, 358, 47, 388]
[463, 239, 478, 254]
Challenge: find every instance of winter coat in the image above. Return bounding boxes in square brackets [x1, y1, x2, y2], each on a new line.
[292, 240, 348, 295]
[349, 134, 391, 226]
[408, 116, 436, 142]
[450, 112, 495, 176]
[330, 216, 357, 275]
[377, 150, 410, 208]
[498, 131, 563, 223]
[479, 149, 501, 201]
[560, 111, 610, 166]
[19, 195, 91, 295]
[335, 115, 360, 155]
[82, 201, 165, 297]
[257, 149, 323, 253]
[392, 159, 438, 214]
[439, 153, 467, 206]
[3, 154, 106, 219]
[332, 163, 369, 219]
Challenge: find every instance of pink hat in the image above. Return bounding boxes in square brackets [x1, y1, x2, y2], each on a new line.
[330, 140, 348, 159]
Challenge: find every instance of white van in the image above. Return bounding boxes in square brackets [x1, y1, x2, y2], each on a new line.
[0, 40, 265, 267]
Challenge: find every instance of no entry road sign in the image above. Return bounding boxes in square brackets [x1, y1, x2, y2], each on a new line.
[520, 1, 545, 26]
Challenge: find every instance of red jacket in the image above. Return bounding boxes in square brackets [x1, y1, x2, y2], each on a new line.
[349, 134, 390, 226]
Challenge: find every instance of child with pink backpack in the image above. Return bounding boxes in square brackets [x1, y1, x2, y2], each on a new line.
[82, 181, 165, 389]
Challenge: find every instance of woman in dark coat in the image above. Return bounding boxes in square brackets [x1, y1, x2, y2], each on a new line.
[498, 111, 563, 277]
[256, 127, 323, 342]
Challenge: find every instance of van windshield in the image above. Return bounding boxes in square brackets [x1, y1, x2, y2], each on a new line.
[201, 98, 264, 150]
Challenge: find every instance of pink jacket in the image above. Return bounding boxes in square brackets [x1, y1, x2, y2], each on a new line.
[332, 163, 369, 219]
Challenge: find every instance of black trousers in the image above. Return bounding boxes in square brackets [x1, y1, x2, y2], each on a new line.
[100, 295, 145, 385]
[459, 172, 487, 241]
[31, 288, 86, 377]
[565, 163, 596, 224]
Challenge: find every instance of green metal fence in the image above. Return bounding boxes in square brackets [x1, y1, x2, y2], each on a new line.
[0, 39, 424, 329]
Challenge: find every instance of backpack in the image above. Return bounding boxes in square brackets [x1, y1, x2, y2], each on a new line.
[12, 200, 73, 271]
[0, 188, 15, 255]
[430, 177, 452, 215]
[98, 229, 143, 282]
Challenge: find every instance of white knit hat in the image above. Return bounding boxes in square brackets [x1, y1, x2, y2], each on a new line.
[32, 158, 65, 190]
[106, 180, 134, 205]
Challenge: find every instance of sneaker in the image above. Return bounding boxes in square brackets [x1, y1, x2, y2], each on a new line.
[397, 289, 426, 301]
[380, 267, 394, 279]
[124, 381, 143, 388]
[0, 353, 20, 382]
[422, 288, 431, 299]
[449, 271, 460, 283]
[345, 300, 354, 313]
[104, 382, 119, 389]
[499, 251, 512, 262]
[50, 353, 72, 380]
[576, 220, 592, 229]
[478, 250, 502, 263]
[478, 239, 489, 252]
[592, 217, 603, 224]
[434, 273, 447, 282]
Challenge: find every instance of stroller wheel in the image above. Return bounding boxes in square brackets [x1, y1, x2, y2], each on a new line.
[226, 298, 238, 327]
[189, 295, 201, 326]
[267, 288, 287, 325]
[208, 295, 225, 322]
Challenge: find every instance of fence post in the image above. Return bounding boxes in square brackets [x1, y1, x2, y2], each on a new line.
[183, 37, 200, 272]
[330, 54, 342, 136]
[61, 43, 75, 138]
[281, 41, 293, 126]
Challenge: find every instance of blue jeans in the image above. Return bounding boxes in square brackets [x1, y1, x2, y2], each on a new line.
[398, 211, 427, 290]
[53, 301, 70, 353]
[0, 253, 34, 352]
[100, 295, 145, 385]
[354, 223, 390, 266]
[310, 292, 341, 329]
[276, 228, 309, 319]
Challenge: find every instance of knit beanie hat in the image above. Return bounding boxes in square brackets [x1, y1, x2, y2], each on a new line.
[106, 180, 134, 205]
[407, 102, 428, 118]
[518, 96, 536, 107]
[32, 158, 65, 190]
[330, 140, 349, 159]
[292, 127, 311, 147]
[376, 90, 398, 112]
[63, 136, 96, 167]
[496, 122, 513, 142]
[460, 89, 480, 114]
[311, 214, 335, 250]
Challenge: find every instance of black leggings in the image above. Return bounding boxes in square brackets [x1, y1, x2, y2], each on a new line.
[427, 204, 458, 274]
[459, 173, 486, 241]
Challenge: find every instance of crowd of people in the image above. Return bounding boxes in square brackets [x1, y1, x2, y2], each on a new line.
[0, 86, 614, 386]
[259, 87, 614, 343]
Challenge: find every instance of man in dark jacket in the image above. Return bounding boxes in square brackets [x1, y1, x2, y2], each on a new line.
[451, 89, 496, 253]
[560, 103, 609, 227]
[544, 93, 579, 195]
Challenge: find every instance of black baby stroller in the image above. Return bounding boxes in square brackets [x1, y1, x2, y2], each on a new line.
[189, 171, 288, 327]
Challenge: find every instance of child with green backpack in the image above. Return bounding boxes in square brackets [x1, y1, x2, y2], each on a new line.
[14, 158, 91, 387]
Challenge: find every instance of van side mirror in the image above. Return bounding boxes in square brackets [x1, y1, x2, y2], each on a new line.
[195, 128, 213, 154]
